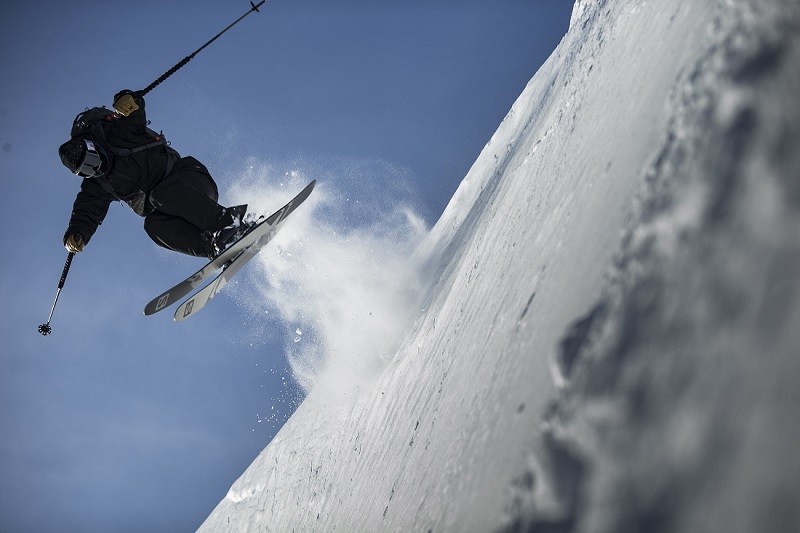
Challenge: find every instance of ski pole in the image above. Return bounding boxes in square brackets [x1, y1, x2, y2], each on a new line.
[39, 252, 75, 336]
[139, 1, 267, 97]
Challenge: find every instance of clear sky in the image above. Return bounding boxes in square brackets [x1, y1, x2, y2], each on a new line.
[0, 1, 573, 531]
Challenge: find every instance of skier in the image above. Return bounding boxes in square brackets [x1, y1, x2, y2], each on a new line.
[58, 90, 255, 259]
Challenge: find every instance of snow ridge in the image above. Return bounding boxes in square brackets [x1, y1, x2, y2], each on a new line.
[569, 0, 604, 31]
[516, 1, 800, 531]
[201, 0, 800, 531]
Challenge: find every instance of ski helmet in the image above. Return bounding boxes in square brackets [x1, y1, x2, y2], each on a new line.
[59, 138, 109, 178]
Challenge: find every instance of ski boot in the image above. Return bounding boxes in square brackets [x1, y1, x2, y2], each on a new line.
[207, 205, 258, 258]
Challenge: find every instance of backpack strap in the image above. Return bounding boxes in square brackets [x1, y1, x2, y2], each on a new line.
[95, 174, 121, 201]
[127, 137, 167, 155]
[90, 121, 166, 157]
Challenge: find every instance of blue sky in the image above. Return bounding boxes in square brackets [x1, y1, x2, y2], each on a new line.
[0, 1, 572, 531]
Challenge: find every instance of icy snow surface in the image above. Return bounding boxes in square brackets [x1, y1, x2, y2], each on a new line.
[202, 0, 800, 531]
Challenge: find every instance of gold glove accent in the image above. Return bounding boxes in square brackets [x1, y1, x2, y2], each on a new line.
[113, 93, 140, 116]
[65, 234, 85, 253]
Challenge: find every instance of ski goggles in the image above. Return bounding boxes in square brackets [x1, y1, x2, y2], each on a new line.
[75, 139, 105, 178]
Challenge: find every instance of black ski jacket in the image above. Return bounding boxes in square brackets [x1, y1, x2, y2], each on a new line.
[64, 94, 179, 244]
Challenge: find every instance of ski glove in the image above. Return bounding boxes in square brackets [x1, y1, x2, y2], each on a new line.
[64, 234, 85, 254]
[113, 90, 140, 116]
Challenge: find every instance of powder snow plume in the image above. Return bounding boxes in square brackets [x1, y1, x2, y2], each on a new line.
[227, 158, 430, 401]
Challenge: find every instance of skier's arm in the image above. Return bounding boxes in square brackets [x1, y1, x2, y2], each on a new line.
[63, 178, 115, 250]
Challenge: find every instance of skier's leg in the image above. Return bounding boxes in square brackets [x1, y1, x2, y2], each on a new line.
[148, 157, 229, 231]
[144, 211, 214, 258]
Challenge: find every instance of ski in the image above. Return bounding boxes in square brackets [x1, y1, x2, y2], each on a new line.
[144, 180, 316, 316]
[173, 230, 266, 321]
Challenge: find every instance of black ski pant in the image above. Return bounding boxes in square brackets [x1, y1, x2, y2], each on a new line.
[144, 156, 226, 258]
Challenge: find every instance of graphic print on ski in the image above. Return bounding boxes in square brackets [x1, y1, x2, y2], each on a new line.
[174, 226, 267, 321]
[143, 180, 316, 316]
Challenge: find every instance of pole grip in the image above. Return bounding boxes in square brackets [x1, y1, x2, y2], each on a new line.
[59, 252, 75, 289]
[140, 55, 193, 97]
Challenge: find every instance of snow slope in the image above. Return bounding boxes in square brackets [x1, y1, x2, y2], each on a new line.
[201, 0, 800, 531]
